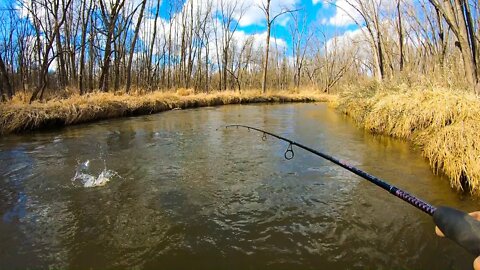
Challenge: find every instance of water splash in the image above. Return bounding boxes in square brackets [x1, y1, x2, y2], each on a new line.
[72, 160, 120, 188]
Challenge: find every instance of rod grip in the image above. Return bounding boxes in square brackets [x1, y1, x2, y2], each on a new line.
[433, 206, 480, 255]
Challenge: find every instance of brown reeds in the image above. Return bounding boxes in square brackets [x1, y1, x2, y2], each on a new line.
[336, 82, 480, 195]
[0, 90, 332, 135]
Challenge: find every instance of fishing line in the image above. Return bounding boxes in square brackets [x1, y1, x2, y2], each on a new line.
[226, 124, 435, 215]
[225, 124, 480, 255]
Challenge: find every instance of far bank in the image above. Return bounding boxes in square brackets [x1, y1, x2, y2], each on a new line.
[0, 90, 333, 135]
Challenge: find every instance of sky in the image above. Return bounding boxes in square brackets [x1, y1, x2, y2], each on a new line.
[155, 0, 360, 50]
[0, 0, 362, 54]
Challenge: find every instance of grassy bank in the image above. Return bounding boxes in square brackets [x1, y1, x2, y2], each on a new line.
[335, 83, 480, 194]
[0, 90, 332, 134]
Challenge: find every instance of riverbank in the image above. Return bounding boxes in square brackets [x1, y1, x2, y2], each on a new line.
[335, 83, 480, 195]
[0, 90, 332, 134]
[5, 85, 477, 195]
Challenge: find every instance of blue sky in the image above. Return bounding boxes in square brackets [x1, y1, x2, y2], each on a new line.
[153, 0, 362, 52]
[0, 0, 360, 52]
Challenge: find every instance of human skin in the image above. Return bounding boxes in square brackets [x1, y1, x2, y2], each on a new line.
[435, 212, 480, 270]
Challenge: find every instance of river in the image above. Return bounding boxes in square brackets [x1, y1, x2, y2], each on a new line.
[0, 103, 478, 269]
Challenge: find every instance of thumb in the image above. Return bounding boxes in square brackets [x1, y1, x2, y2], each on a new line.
[435, 226, 445, 237]
[474, 256, 480, 270]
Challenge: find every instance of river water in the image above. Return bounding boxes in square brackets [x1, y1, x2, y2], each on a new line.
[0, 103, 478, 269]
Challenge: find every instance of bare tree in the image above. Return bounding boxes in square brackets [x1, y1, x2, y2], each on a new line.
[98, 0, 126, 92]
[289, 10, 312, 89]
[217, 0, 245, 91]
[88, 7, 97, 92]
[147, 0, 162, 88]
[259, 0, 297, 93]
[0, 53, 13, 100]
[126, 0, 147, 93]
[78, 0, 93, 94]
[331, 0, 386, 81]
[0, 0, 476, 101]
[427, 0, 479, 92]
[0, 8, 14, 100]
[322, 34, 357, 93]
[396, 0, 404, 71]
[55, 3, 68, 89]
[26, 0, 74, 102]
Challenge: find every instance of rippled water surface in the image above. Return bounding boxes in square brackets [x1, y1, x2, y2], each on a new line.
[1, 103, 479, 269]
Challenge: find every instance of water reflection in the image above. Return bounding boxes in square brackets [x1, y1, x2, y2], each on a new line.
[0, 103, 478, 269]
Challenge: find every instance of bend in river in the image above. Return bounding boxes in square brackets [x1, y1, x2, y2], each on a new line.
[0, 103, 477, 269]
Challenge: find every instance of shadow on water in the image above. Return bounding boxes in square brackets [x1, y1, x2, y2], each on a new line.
[0, 103, 478, 269]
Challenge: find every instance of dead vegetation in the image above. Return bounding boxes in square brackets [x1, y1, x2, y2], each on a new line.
[336, 82, 480, 194]
[0, 89, 332, 134]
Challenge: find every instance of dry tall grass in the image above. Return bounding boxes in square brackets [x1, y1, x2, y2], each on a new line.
[0, 89, 332, 135]
[336, 82, 480, 194]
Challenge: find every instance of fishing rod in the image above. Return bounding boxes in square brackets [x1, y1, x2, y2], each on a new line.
[225, 124, 480, 256]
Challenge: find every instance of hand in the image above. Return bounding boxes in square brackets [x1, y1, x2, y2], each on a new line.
[435, 211, 480, 270]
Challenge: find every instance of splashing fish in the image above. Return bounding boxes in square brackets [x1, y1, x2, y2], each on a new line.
[72, 160, 119, 188]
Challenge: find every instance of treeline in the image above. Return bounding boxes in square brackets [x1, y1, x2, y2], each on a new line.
[0, 0, 479, 102]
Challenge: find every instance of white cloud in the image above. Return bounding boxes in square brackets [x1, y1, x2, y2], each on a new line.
[217, 0, 299, 27]
[277, 16, 291, 27]
[19, 0, 292, 73]
[137, 0, 302, 54]
[233, 30, 287, 51]
[323, 27, 371, 75]
[323, 0, 360, 27]
[322, 0, 412, 27]
[137, 2, 288, 68]
[326, 27, 366, 51]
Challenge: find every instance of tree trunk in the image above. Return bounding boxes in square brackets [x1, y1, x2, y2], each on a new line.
[113, 39, 121, 91]
[397, 0, 404, 71]
[79, 0, 92, 95]
[428, 0, 478, 90]
[462, 0, 479, 91]
[126, 0, 147, 93]
[88, 15, 95, 92]
[30, 0, 74, 103]
[455, 1, 477, 88]
[0, 54, 12, 100]
[261, 0, 271, 94]
[99, 30, 113, 92]
[167, 20, 173, 89]
[223, 48, 228, 90]
[55, 28, 68, 88]
[65, 5, 77, 86]
[205, 37, 209, 93]
[147, 0, 161, 87]
[98, 0, 125, 92]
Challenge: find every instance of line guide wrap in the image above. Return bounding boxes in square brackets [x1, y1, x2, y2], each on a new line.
[225, 124, 480, 256]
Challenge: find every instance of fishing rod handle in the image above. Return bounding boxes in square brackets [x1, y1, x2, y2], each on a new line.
[434, 206, 480, 255]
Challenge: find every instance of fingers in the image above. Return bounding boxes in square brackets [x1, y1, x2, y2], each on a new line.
[469, 211, 480, 221]
[435, 211, 480, 238]
[474, 256, 480, 270]
[435, 226, 445, 237]
[435, 211, 480, 270]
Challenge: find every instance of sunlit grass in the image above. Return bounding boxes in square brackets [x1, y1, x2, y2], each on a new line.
[0, 89, 333, 135]
[336, 82, 480, 194]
